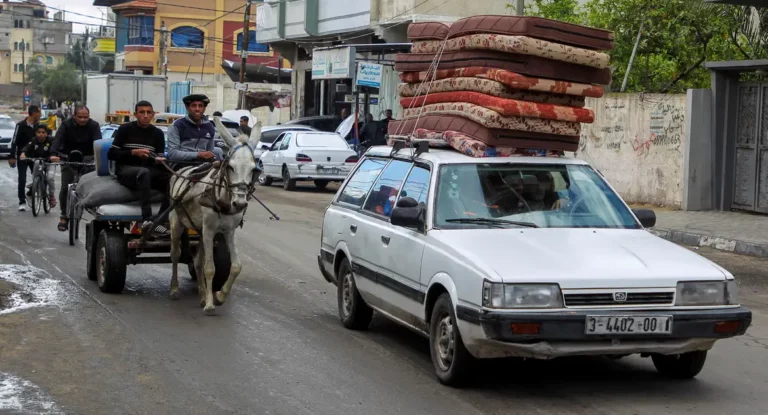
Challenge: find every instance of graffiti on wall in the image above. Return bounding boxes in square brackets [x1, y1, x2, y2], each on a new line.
[632, 101, 685, 157]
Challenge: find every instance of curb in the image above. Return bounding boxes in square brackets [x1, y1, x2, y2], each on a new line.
[649, 228, 768, 258]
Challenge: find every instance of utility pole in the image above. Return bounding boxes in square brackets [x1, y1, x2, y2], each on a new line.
[516, 0, 524, 15]
[21, 38, 26, 109]
[80, 28, 88, 105]
[621, 20, 644, 92]
[239, 0, 252, 109]
[159, 21, 168, 76]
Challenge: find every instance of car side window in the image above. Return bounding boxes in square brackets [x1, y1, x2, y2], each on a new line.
[337, 158, 389, 208]
[270, 135, 283, 151]
[279, 134, 292, 150]
[362, 160, 413, 217]
[397, 165, 431, 206]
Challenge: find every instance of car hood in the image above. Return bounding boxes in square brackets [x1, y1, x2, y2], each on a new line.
[0, 128, 15, 139]
[430, 228, 727, 289]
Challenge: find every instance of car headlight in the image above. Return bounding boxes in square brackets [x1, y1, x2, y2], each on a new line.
[675, 281, 740, 306]
[482, 281, 563, 309]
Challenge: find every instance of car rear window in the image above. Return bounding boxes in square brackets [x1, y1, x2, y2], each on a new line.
[296, 134, 348, 148]
[259, 129, 285, 144]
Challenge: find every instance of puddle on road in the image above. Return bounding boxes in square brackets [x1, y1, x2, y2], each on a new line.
[0, 265, 65, 315]
[0, 372, 66, 414]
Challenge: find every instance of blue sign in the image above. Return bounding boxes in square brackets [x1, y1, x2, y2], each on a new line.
[356, 62, 383, 89]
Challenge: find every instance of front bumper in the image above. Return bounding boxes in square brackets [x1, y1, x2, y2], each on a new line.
[0, 143, 11, 154]
[456, 306, 752, 359]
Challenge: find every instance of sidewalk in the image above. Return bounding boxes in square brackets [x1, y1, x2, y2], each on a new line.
[648, 210, 768, 257]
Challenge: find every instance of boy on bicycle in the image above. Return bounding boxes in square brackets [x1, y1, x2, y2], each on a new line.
[19, 124, 57, 208]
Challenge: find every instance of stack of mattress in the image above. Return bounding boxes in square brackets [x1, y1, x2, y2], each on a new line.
[387, 15, 614, 157]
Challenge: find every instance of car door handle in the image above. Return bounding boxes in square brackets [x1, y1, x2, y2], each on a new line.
[381, 236, 390, 245]
[350, 224, 357, 233]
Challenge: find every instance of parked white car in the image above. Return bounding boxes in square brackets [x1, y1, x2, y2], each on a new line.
[318, 145, 752, 386]
[0, 116, 17, 157]
[252, 125, 318, 160]
[259, 131, 359, 190]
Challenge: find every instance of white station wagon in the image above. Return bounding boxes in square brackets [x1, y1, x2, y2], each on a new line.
[318, 145, 752, 386]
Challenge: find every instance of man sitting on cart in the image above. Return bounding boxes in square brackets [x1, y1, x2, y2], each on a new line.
[108, 100, 171, 235]
[166, 94, 222, 169]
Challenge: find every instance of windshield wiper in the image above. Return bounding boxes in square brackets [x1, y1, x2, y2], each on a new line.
[444, 218, 539, 228]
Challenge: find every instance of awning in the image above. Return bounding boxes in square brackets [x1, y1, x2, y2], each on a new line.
[221, 60, 292, 84]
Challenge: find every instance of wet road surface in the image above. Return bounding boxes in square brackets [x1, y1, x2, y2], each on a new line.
[0, 163, 767, 415]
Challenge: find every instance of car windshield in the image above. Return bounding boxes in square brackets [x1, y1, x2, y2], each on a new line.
[434, 163, 640, 229]
[0, 119, 15, 129]
[296, 134, 349, 148]
[102, 128, 116, 139]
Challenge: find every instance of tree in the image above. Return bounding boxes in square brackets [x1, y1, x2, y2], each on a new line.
[38, 62, 81, 102]
[519, 0, 767, 93]
[25, 61, 46, 94]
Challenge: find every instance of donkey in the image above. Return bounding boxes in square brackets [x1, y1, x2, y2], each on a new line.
[168, 117, 261, 315]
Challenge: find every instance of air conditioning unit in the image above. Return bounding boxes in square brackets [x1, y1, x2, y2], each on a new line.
[336, 84, 347, 93]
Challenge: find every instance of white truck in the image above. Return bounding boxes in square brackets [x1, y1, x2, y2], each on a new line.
[86, 74, 168, 125]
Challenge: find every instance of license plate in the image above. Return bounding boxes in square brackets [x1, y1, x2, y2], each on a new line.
[585, 315, 672, 335]
[0, 143, 8, 149]
[318, 167, 340, 175]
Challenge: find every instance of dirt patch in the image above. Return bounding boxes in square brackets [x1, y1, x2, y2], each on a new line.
[0, 279, 20, 310]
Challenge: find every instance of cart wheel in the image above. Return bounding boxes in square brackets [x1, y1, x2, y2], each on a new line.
[96, 229, 127, 294]
[31, 177, 40, 217]
[86, 235, 98, 281]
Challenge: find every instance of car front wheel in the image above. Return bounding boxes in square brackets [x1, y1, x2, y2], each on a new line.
[429, 293, 475, 386]
[652, 351, 707, 379]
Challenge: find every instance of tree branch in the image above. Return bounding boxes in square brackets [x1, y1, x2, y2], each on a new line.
[731, 30, 752, 60]
[661, 55, 707, 93]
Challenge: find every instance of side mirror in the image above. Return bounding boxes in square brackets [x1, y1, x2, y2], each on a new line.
[262, 145, 270, 150]
[391, 198, 425, 230]
[633, 209, 656, 228]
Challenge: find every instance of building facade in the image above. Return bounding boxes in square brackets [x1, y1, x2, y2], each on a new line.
[0, 1, 72, 91]
[255, 0, 509, 119]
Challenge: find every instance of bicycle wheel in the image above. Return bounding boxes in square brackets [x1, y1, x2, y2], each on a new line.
[68, 186, 77, 246]
[31, 177, 41, 217]
[42, 181, 50, 214]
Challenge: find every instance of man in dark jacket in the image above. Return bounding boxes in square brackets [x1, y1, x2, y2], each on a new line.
[166, 94, 222, 169]
[108, 100, 170, 234]
[20, 124, 56, 208]
[239, 116, 252, 137]
[8, 105, 41, 211]
[50, 105, 101, 231]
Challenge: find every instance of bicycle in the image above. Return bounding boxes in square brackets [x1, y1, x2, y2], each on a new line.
[26, 157, 56, 217]
[61, 150, 96, 246]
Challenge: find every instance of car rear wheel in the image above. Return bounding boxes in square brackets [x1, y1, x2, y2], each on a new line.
[337, 259, 372, 330]
[652, 351, 707, 379]
[429, 293, 475, 386]
[258, 172, 273, 186]
[282, 166, 296, 191]
[314, 180, 329, 189]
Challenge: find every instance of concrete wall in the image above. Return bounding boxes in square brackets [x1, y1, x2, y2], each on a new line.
[683, 89, 714, 211]
[576, 93, 687, 208]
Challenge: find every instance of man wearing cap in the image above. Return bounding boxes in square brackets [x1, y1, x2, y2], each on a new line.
[166, 94, 223, 168]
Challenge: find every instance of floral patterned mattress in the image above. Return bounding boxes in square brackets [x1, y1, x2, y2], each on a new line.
[400, 91, 594, 123]
[445, 16, 614, 51]
[395, 51, 612, 85]
[399, 67, 604, 98]
[411, 34, 610, 69]
[397, 77, 586, 107]
[402, 102, 581, 136]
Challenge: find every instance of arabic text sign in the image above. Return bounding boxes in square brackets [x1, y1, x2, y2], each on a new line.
[312, 47, 356, 79]
[356, 62, 383, 88]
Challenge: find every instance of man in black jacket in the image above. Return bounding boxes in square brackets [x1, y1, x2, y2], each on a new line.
[108, 100, 170, 234]
[8, 105, 41, 211]
[50, 105, 101, 231]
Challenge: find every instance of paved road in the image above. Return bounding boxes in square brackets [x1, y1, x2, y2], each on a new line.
[0, 163, 767, 415]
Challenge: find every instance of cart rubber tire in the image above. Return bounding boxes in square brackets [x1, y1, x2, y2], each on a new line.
[96, 230, 127, 294]
[337, 259, 373, 330]
[314, 180, 329, 189]
[187, 234, 231, 291]
[429, 293, 475, 387]
[86, 236, 98, 281]
[282, 166, 296, 191]
[652, 351, 707, 379]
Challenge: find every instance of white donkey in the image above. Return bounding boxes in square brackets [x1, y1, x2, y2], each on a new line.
[168, 117, 261, 315]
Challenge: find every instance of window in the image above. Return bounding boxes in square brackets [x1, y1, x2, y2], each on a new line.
[295, 134, 348, 149]
[13, 63, 17, 72]
[26, 42, 29, 51]
[236, 31, 269, 53]
[278, 133, 291, 150]
[434, 164, 640, 229]
[171, 26, 204, 49]
[128, 16, 154, 46]
[260, 129, 285, 144]
[18, 63, 23, 72]
[46, 56, 53, 64]
[13, 42, 17, 50]
[270, 136, 283, 150]
[338, 158, 388, 207]
[398, 165, 431, 206]
[25, 20, 30, 28]
[363, 160, 412, 217]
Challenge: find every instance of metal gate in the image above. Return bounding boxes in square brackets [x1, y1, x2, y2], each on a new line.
[732, 82, 768, 213]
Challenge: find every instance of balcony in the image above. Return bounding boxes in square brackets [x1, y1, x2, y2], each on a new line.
[256, 0, 371, 43]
